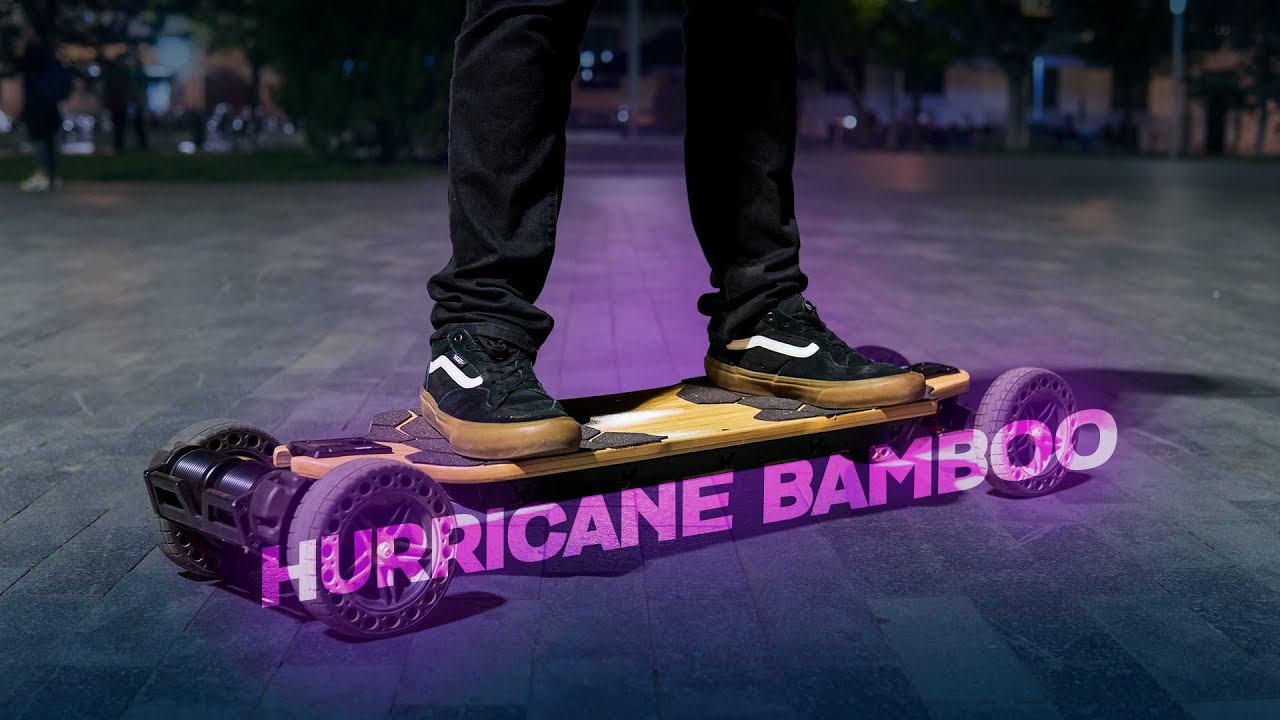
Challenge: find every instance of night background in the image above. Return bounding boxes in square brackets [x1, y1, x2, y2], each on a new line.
[2, 1, 1280, 719]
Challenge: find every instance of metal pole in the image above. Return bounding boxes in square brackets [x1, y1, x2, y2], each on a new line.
[1170, 0, 1186, 159]
[627, 0, 641, 143]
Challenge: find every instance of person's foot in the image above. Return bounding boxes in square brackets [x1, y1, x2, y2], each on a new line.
[705, 294, 926, 409]
[420, 328, 580, 460]
[19, 173, 51, 192]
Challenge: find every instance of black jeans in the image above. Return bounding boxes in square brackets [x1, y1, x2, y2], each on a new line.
[111, 105, 149, 152]
[31, 133, 57, 180]
[429, 0, 807, 356]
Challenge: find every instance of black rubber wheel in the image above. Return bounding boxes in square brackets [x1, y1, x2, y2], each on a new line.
[854, 345, 909, 368]
[151, 418, 279, 577]
[973, 368, 1076, 497]
[286, 459, 455, 639]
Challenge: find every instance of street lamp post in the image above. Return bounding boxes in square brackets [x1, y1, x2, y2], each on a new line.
[1170, 0, 1186, 159]
[627, 0, 641, 143]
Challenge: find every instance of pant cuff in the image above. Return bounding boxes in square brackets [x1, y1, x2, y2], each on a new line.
[432, 321, 540, 358]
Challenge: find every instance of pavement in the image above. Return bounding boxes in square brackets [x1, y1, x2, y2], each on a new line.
[2, 149, 1280, 719]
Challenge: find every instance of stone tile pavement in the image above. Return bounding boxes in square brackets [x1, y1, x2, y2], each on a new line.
[2, 150, 1280, 718]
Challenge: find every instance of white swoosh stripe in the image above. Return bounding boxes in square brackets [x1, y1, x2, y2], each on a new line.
[429, 356, 483, 389]
[726, 335, 819, 358]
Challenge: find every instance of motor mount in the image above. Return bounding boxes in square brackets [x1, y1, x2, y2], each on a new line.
[144, 444, 312, 550]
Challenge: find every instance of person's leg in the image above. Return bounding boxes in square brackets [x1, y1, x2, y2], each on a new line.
[21, 135, 54, 191]
[428, 0, 597, 356]
[45, 135, 57, 185]
[111, 107, 126, 152]
[684, 0, 807, 345]
[134, 105, 149, 150]
[686, 1, 925, 408]
[422, 0, 597, 459]
[33, 138, 50, 174]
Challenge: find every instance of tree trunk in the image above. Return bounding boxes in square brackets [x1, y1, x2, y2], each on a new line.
[910, 89, 924, 149]
[811, 50, 828, 143]
[886, 67, 900, 149]
[1231, 103, 1243, 155]
[248, 55, 262, 150]
[1004, 62, 1030, 151]
[1115, 68, 1136, 152]
[1256, 100, 1271, 157]
[827, 47, 867, 118]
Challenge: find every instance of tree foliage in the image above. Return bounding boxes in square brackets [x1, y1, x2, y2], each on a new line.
[1214, 0, 1280, 154]
[1073, 0, 1169, 148]
[254, 0, 461, 161]
[798, 0, 892, 117]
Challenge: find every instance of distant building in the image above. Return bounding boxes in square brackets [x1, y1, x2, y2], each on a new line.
[568, 12, 1278, 157]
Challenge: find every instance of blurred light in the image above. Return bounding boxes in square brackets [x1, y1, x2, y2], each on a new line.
[1170, 0, 1186, 15]
[178, 141, 196, 154]
[580, 50, 596, 69]
[83, 10, 94, 22]
[0, 112, 11, 133]
[343, 58, 355, 76]
[423, 55, 436, 68]
[87, 64, 101, 78]
[154, 36, 192, 69]
[62, 120, 74, 131]
[232, 117, 245, 131]
[841, 115, 858, 130]
[284, 122, 296, 134]
[147, 82, 171, 113]
[617, 108, 630, 123]
[581, 68, 594, 82]
[601, 49, 614, 63]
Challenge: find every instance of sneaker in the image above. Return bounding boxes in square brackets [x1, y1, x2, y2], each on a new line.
[19, 174, 51, 192]
[705, 294, 926, 409]
[420, 328, 580, 460]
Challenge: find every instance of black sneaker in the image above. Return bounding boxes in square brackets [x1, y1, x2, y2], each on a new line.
[420, 328, 580, 460]
[705, 295, 926, 408]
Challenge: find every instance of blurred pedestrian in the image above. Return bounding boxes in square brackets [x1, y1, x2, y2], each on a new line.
[16, 19, 70, 192]
[104, 52, 149, 153]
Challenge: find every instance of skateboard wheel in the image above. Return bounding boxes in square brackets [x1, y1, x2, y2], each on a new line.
[151, 418, 280, 578]
[973, 368, 1076, 497]
[286, 459, 454, 640]
[854, 345, 909, 368]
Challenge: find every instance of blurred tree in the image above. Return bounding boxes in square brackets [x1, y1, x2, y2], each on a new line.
[875, 3, 963, 147]
[1, 0, 163, 135]
[1, 1, 165, 73]
[255, 0, 462, 161]
[0, 2, 26, 74]
[798, 0, 890, 120]
[1074, 0, 1170, 152]
[0, 1, 58, 75]
[892, 0, 1081, 150]
[1216, 0, 1280, 156]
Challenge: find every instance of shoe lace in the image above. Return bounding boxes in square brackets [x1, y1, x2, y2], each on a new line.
[787, 300, 861, 362]
[473, 336, 542, 404]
